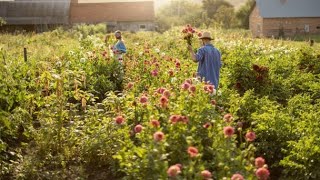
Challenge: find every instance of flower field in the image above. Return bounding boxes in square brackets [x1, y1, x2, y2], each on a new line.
[1, 26, 320, 180]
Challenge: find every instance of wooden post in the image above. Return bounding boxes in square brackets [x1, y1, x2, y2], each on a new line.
[2, 54, 5, 64]
[24, 47, 27, 62]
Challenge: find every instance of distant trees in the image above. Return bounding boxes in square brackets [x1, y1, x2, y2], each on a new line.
[156, 0, 203, 32]
[202, 0, 237, 29]
[155, 0, 255, 31]
[0, 17, 6, 26]
[202, 0, 233, 19]
[214, 5, 237, 29]
[236, 0, 255, 28]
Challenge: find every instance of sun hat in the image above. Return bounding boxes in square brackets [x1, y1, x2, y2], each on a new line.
[114, 30, 122, 35]
[199, 31, 213, 40]
[115, 30, 122, 39]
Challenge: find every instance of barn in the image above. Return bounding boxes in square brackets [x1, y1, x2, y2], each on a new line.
[0, 0, 155, 32]
[71, 0, 155, 32]
[0, 0, 71, 31]
[249, 0, 320, 38]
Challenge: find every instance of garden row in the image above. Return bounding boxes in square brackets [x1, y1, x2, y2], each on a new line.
[0, 26, 319, 179]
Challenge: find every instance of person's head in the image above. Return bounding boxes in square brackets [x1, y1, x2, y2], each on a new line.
[199, 32, 213, 45]
[114, 30, 122, 40]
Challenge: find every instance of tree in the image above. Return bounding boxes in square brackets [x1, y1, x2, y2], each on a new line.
[155, 0, 203, 32]
[202, 0, 233, 19]
[214, 5, 237, 29]
[182, 6, 204, 27]
[201, 12, 213, 28]
[0, 17, 6, 27]
[236, 0, 255, 29]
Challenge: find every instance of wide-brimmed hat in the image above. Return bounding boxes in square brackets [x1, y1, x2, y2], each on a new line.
[199, 31, 213, 40]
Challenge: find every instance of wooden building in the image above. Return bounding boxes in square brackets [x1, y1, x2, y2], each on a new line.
[0, 0, 155, 32]
[249, 0, 320, 38]
[71, 0, 155, 32]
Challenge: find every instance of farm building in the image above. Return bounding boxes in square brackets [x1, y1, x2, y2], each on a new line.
[0, 0, 71, 31]
[250, 0, 320, 38]
[0, 0, 155, 32]
[71, 0, 155, 32]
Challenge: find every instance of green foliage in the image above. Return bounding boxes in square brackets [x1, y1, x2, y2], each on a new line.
[89, 60, 124, 101]
[1, 25, 320, 179]
[156, 0, 246, 30]
[236, 0, 255, 29]
[214, 5, 237, 29]
[297, 47, 320, 74]
[279, 96, 320, 179]
[202, 0, 233, 19]
[112, 80, 256, 179]
[155, 0, 204, 32]
[0, 28, 123, 178]
[0, 17, 6, 26]
[73, 23, 107, 38]
[249, 95, 320, 179]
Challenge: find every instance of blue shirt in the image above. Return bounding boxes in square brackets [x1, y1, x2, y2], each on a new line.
[115, 40, 127, 53]
[195, 44, 222, 89]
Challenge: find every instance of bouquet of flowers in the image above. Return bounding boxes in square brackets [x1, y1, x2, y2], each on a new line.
[182, 24, 202, 45]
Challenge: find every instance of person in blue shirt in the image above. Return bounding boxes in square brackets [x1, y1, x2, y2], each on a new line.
[188, 31, 222, 89]
[113, 30, 127, 62]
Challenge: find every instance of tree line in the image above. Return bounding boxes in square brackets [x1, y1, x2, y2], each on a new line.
[156, 0, 255, 32]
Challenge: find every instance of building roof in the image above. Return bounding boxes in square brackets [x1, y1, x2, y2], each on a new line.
[0, 0, 71, 24]
[256, 0, 320, 18]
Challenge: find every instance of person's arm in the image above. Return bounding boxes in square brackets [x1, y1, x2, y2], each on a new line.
[188, 45, 197, 62]
[188, 45, 204, 63]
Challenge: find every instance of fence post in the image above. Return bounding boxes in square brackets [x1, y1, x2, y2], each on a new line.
[24, 47, 27, 62]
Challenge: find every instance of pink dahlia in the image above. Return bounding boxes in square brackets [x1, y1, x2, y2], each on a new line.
[140, 95, 148, 104]
[182, 82, 191, 90]
[115, 115, 125, 125]
[189, 85, 196, 93]
[256, 168, 270, 180]
[153, 131, 165, 142]
[201, 170, 212, 179]
[246, 131, 256, 142]
[160, 96, 169, 105]
[203, 122, 211, 129]
[223, 113, 233, 123]
[170, 115, 180, 124]
[211, 100, 216, 106]
[255, 157, 265, 168]
[150, 119, 160, 127]
[163, 90, 171, 98]
[187, 146, 199, 158]
[127, 82, 134, 89]
[223, 126, 234, 137]
[231, 173, 244, 180]
[167, 165, 181, 177]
